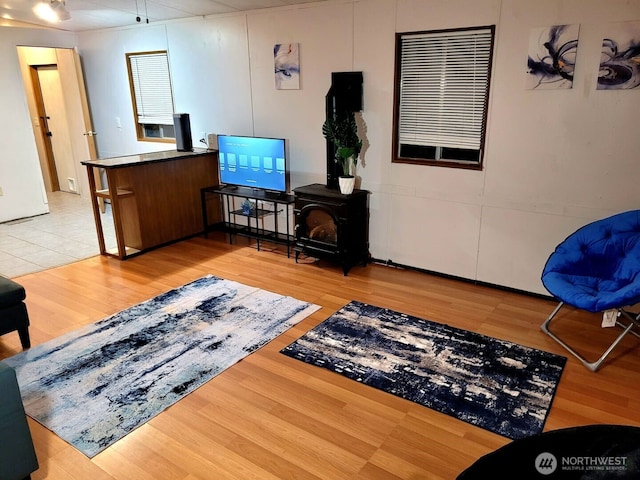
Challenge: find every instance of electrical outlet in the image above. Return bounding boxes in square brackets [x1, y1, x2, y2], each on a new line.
[0, 186, 3, 196]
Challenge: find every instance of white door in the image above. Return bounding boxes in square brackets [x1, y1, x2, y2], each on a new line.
[55, 48, 99, 198]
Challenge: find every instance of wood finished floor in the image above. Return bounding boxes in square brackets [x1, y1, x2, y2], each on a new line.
[2, 233, 640, 480]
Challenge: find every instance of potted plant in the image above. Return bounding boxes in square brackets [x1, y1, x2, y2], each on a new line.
[322, 111, 362, 194]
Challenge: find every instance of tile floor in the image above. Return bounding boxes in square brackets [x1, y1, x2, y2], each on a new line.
[0, 191, 114, 279]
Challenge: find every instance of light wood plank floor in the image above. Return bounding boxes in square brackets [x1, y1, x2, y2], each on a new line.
[2, 233, 640, 479]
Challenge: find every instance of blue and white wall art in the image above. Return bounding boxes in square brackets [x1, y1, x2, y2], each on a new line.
[527, 24, 581, 90]
[598, 21, 640, 90]
[274, 43, 300, 90]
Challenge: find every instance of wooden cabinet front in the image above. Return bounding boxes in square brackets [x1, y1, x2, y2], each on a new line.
[84, 149, 221, 259]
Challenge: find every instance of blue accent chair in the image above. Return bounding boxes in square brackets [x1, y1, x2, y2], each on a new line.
[541, 210, 640, 371]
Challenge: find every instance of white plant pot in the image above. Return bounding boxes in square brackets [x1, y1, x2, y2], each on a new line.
[338, 176, 355, 195]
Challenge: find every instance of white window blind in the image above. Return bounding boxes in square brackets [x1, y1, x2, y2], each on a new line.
[128, 52, 174, 125]
[398, 28, 493, 151]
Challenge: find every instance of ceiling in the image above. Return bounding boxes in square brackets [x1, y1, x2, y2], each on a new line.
[0, 0, 328, 32]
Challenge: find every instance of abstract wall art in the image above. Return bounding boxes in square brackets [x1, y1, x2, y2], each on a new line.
[597, 21, 640, 90]
[526, 24, 580, 90]
[274, 43, 300, 90]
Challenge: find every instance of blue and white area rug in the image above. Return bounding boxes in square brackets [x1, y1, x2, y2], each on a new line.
[281, 301, 566, 440]
[3, 275, 320, 458]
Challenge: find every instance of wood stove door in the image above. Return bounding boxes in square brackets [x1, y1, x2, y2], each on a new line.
[295, 203, 341, 254]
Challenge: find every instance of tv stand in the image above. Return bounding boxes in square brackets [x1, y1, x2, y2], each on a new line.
[263, 190, 291, 201]
[201, 185, 295, 256]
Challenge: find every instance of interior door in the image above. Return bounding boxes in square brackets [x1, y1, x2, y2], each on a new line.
[55, 47, 99, 199]
[37, 65, 77, 193]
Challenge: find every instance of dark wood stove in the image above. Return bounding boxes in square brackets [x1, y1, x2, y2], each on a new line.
[293, 183, 370, 275]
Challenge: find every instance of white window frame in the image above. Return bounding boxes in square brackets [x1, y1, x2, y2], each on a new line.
[393, 26, 495, 169]
[126, 51, 175, 142]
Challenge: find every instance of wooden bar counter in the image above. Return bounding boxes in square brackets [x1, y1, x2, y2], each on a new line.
[82, 148, 220, 259]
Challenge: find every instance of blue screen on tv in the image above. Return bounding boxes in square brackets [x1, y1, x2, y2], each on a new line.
[218, 135, 288, 192]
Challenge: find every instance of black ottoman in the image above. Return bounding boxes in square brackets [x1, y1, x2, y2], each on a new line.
[0, 276, 31, 349]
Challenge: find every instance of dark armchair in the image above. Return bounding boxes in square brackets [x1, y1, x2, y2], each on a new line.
[0, 276, 31, 349]
[0, 362, 39, 479]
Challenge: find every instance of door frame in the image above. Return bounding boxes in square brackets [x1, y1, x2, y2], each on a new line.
[28, 65, 60, 192]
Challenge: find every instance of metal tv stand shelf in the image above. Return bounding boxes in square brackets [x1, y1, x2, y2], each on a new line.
[201, 185, 295, 256]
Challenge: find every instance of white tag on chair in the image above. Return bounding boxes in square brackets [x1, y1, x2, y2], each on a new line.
[602, 309, 618, 328]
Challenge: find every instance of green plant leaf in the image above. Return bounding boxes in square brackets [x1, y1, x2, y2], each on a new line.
[322, 111, 362, 176]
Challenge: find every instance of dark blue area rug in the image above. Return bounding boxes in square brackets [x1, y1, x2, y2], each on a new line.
[281, 301, 566, 440]
[3, 275, 320, 457]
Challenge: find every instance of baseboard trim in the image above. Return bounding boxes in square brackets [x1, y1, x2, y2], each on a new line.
[370, 258, 553, 301]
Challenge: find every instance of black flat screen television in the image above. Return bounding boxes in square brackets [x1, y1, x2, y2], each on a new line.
[217, 135, 289, 193]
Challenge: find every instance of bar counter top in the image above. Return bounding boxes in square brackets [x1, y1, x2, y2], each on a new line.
[81, 148, 216, 169]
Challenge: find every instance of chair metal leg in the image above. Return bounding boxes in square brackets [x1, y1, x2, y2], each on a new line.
[541, 302, 640, 372]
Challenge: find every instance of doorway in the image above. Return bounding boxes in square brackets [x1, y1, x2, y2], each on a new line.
[17, 46, 98, 200]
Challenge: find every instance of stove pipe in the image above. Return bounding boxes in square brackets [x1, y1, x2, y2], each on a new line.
[325, 71, 363, 189]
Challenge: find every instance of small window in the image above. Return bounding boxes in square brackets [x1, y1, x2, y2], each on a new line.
[393, 26, 495, 169]
[126, 51, 175, 142]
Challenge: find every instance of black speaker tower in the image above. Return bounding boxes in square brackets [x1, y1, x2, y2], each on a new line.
[173, 113, 193, 152]
[325, 72, 363, 189]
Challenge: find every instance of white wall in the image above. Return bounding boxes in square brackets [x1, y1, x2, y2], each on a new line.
[78, 24, 171, 159]
[476, 0, 640, 292]
[167, 16, 253, 145]
[246, 3, 358, 188]
[0, 27, 78, 222]
[2, 0, 639, 295]
[368, 0, 503, 282]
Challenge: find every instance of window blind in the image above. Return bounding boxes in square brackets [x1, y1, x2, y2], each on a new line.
[398, 28, 493, 150]
[128, 52, 174, 125]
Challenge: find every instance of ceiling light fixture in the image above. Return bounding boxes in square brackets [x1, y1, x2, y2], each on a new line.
[33, 0, 71, 23]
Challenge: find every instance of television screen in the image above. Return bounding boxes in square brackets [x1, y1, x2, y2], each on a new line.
[218, 135, 288, 192]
